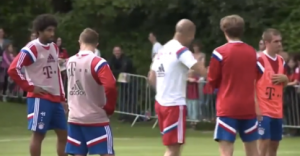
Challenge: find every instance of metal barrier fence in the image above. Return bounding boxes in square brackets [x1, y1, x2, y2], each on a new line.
[3, 73, 300, 129]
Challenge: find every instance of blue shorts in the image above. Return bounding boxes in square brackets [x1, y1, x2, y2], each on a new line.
[258, 116, 282, 141]
[65, 124, 114, 155]
[214, 117, 259, 142]
[27, 98, 67, 133]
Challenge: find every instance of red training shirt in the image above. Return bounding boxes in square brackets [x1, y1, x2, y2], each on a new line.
[256, 52, 286, 80]
[90, 56, 118, 115]
[208, 41, 257, 119]
[59, 48, 69, 59]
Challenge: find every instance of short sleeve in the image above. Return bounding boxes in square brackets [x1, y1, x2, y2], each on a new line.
[177, 48, 197, 69]
[151, 61, 158, 71]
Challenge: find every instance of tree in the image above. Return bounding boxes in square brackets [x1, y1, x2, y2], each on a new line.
[1, 0, 298, 74]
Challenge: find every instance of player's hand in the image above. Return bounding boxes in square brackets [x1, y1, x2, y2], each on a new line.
[256, 111, 263, 122]
[188, 78, 196, 82]
[61, 101, 69, 114]
[271, 74, 288, 84]
[33, 86, 49, 94]
[255, 103, 263, 122]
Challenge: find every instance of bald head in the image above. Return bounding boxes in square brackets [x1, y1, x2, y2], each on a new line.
[175, 19, 195, 34]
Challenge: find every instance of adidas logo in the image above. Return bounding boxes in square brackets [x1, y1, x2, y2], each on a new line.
[157, 64, 165, 77]
[69, 80, 85, 95]
[47, 54, 55, 63]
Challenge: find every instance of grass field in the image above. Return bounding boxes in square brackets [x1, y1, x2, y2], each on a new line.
[0, 102, 299, 156]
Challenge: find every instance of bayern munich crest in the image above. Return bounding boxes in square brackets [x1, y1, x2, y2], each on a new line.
[258, 128, 265, 135]
[38, 122, 44, 130]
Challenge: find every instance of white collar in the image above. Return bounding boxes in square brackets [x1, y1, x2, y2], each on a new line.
[263, 50, 277, 61]
[78, 50, 94, 55]
[36, 39, 50, 47]
[228, 40, 243, 43]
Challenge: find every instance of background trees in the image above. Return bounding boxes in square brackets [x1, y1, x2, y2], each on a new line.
[1, 0, 299, 74]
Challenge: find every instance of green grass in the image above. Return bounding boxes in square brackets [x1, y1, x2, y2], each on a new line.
[0, 102, 299, 156]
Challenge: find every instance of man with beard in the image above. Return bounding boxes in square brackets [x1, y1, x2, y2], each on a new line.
[8, 14, 67, 156]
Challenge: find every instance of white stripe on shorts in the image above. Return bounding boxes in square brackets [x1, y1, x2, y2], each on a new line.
[177, 105, 184, 143]
[31, 98, 40, 131]
[104, 125, 113, 154]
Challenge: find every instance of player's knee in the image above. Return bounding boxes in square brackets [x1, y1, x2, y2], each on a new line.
[259, 139, 270, 146]
[31, 131, 46, 143]
[55, 129, 67, 143]
[269, 141, 279, 151]
[218, 141, 234, 156]
[166, 144, 181, 154]
[57, 135, 67, 143]
[244, 141, 259, 156]
[101, 154, 114, 156]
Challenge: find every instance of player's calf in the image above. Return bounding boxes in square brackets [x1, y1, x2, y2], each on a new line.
[258, 116, 282, 156]
[218, 141, 234, 156]
[55, 129, 68, 156]
[258, 139, 270, 156]
[243, 140, 259, 156]
[101, 154, 114, 156]
[165, 144, 181, 156]
[267, 141, 279, 156]
[30, 132, 46, 156]
[162, 130, 184, 156]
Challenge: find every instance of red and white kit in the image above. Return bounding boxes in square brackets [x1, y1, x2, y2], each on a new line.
[151, 40, 197, 145]
[8, 39, 65, 102]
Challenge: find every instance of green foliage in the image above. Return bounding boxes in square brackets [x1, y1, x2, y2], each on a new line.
[0, 0, 52, 49]
[278, 1, 300, 53]
[1, 0, 300, 74]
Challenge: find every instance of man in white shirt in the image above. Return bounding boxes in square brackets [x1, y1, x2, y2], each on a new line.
[148, 32, 162, 58]
[148, 19, 206, 156]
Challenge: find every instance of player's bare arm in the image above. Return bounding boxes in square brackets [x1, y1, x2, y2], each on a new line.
[174, 19, 207, 76]
[33, 86, 50, 94]
[148, 70, 156, 89]
[190, 59, 207, 77]
[254, 80, 262, 121]
[287, 79, 298, 86]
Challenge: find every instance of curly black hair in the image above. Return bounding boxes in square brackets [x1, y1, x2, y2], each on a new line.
[32, 14, 57, 33]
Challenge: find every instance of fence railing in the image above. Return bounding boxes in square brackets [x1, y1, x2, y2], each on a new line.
[3, 73, 300, 129]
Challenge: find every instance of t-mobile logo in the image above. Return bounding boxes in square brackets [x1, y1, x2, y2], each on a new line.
[68, 62, 76, 76]
[43, 66, 55, 78]
[265, 87, 280, 100]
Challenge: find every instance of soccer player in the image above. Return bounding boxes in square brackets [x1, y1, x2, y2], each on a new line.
[7, 14, 67, 156]
[208, 15, 260, 156]
[256, 29, 288, 156]
[148, 19, 206, 156]
[65, 28, 117, 156]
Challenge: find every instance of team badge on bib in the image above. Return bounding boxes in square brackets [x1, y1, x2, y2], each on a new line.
[258, 127, 264, 135]
[38, 122, 45, 130]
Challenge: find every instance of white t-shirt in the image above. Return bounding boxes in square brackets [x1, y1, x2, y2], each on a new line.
[152, 42, 162, 58]
[151, 40, 197, 106]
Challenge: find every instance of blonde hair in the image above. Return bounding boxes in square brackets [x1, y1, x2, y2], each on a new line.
[262, 28, 281, 42]
[79, 28, 99, 45]
[220, 15, 244, 38]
